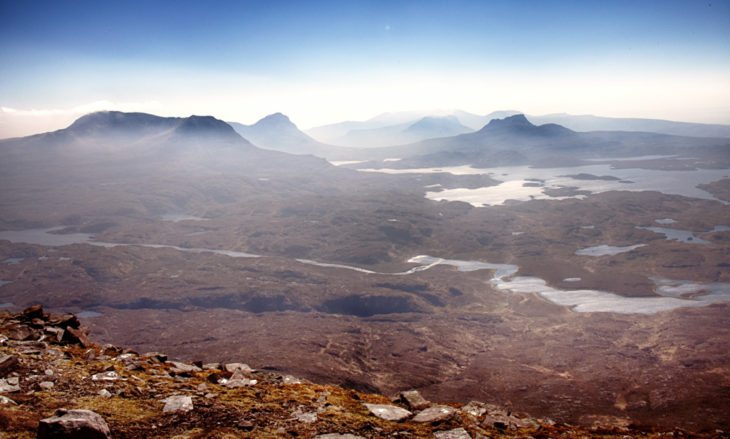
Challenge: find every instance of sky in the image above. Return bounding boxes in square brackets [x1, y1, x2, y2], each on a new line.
[1, 0, 729, 138]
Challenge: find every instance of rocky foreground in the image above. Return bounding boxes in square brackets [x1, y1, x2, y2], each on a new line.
[0, 307, 722, 438]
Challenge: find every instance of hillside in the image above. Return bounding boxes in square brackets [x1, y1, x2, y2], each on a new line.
[0, 306, 707, 438]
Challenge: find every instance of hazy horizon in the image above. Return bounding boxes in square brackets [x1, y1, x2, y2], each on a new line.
[1, 0, 730, 138]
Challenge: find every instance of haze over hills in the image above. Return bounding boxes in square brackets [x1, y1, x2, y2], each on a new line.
[350, 114, 730, 168]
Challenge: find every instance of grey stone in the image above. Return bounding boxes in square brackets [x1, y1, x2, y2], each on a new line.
[39, 381, 54, 390]
[0, 354, 19, 377]
[399, 389, 430, 410]
[98, 389, 112, 398]
[291, 407, 317, 423]
[434, 427, 472, 439]
[91, 371, 119, 381]
[224, 369, 257, 388]
[37, 409, 111, 439]
[0, 395, 16, 405]
[167, 361, 201, 375]
[0, 378, 20, 393]
[162, 394, 194, 413]
[315, 434, 366, 439]
[460, 401, 487, 418]
[364, 403, 412, 421]
[413, 405, 457, 423]
[224, 362, 253, 373]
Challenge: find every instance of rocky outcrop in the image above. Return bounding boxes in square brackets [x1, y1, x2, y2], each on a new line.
[37, 409, 111, 439]
[0, 306, 701, 438]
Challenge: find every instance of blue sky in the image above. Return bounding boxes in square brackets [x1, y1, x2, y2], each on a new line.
[1, 0, 729, 136]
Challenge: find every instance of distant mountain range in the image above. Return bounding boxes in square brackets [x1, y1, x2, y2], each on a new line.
[307, 110, 730, 148]
[353, 114, 730, 168]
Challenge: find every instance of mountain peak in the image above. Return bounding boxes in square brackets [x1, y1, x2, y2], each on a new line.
[483, 114, 533, 129]
[67, 111, 169, 135]
[478, 114, 573, 137]
[256, 112, 295, 127]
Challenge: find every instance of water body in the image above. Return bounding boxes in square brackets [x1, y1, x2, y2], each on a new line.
[0, 280, 12, 287]
[361, 163, 729, 206]
[563, 278, 582, 282]
[77, 310, 103, 318]
[575, 244, 646, 256]
[638, 227, 709, 244]
[329, 160, 366, 166]
[655, 218, 677, 225]
[0, 228, 259, 258]
[2, 258, 24, 264]
[160, 214, 208, 222]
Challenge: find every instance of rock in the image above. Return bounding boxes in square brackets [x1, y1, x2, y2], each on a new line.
[48, 314, 80, 329]
[144, 352, 168, 363]
[481, 411, 529, 430]
[202, 362, 220, 370]
[460, 401, 488, 418]
[291, 407, 317, 423]
[37, 409, 111, 439]
[5, 324, 38, 341]
[196, 383, 208, 392]
[63, 326, 92, 347]
[21, 304, 45, 321]
[224, 362, 252, 373]
[0, 395, 16, 405]
[0, 354, 19, 377]
[413, 405, 457, 423]
[315, 434, 366, 439]
[434, 427, 472, 439]
[39, 381, 54, 390]
[45, 369, 54, 376]
[6, 376, 18, 385]
[364, 403, 412, 421]
[98, 389, 112, 398]
[224, 369, 257, 388]
[44, 327, 65, 342]
[167, 361, 202, 375]
[281, 374, 302, 385]
[399, 389, 430, 410]
[91, 371, 120, 381]
[0, 378, 21, 393]
[162, 395, 194, 413]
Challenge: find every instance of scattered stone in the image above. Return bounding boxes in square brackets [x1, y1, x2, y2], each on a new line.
[460, 401, 488, 418]
[37, 409, 111, 439]
[364, 403, 412, 422]
[167, 361, 202, 375]
[162, 395, 194, 413]
[6, 376, 18, 385]
[204, 392, 217, 399]
[0, 354, 19, 377]
[224, 362, 253, 373]
[399, 389, 430, 410]
[202, 362, 220, 370]
[196, 383, 208, 392]
[281, 374, 302, 385]
[0, 378, 21, 393]
[91, 371, 119, 381]
[315, 434, 366, 439]
[413, 405, 457, 423]
[224, 369, 257, 387]
[39, 381, 55, 390]
[0, 395, 16, 405]
[45, 368, 54, 376]
[44, 327, 65, 342]
[98, 389, 112, 398]
[291, 407, 318, 423]
[434, 427, 472, 439]
[144, 352, 168, 363]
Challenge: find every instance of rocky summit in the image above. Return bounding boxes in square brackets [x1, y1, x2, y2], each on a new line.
[0, 306, 721, 438]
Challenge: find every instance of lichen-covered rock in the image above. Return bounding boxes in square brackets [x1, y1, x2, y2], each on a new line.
[162, 394, 194, 413]
[413, 405, 457, 423]
[37, 409, 111, 439]
[434, 427, 471, 438]
[399, 389, 430, 410]
[364, 403, 412, 421]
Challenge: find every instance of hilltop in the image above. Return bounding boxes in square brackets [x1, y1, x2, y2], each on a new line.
[0, 306, 706, 438]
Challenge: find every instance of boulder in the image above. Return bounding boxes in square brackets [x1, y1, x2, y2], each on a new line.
[224, 362, 253, 373]
[224, 369, 257, 387]
[37, 409, 111, 439]
[399, 389, 430, 410]
[162, 395, 194, 413]
[413, 405, 457, 423]
[167, 361, 202, 375]
[0, 354, 19, 377]
[63, 326, 92, 347]
[21, 304, 46, 321]
[434, 427, 471, 439]
[363, 403, 412, 422]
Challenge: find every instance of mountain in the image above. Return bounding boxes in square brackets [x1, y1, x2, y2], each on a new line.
[228, 113, 351, 158]
[352, 114, 730, 168]
[325, 115, 473, 148]
[527, 113, 730, 138]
